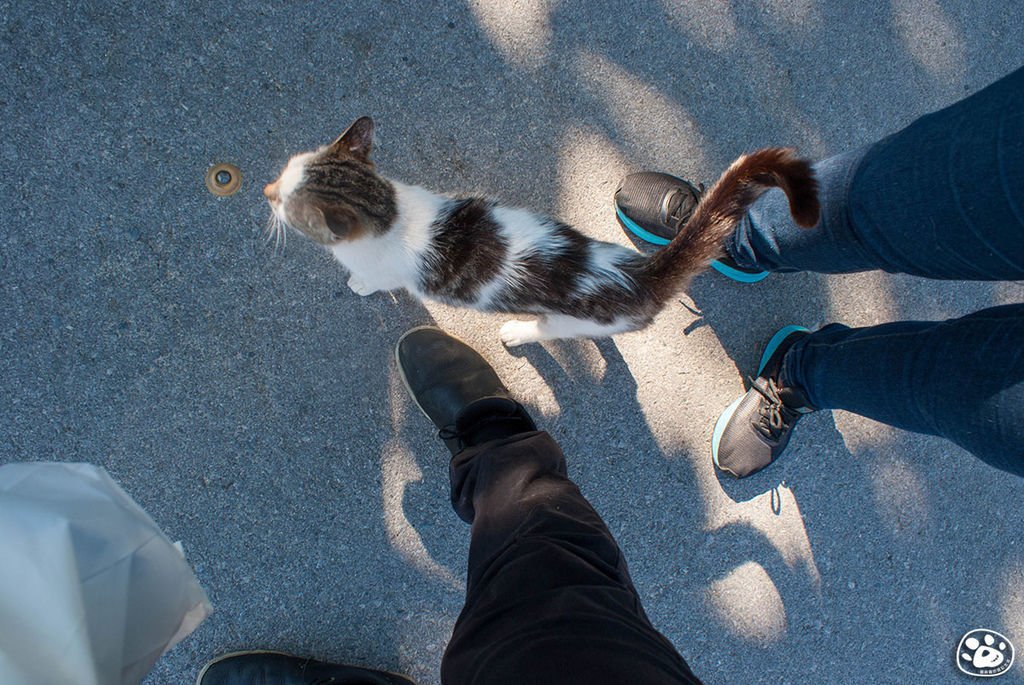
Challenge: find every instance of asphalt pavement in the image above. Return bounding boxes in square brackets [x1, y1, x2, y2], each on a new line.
[2, 2, 1023, 683]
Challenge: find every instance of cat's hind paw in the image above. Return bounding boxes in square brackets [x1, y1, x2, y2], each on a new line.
[347, 274, 378, 296]
[500, 320, 541, 347]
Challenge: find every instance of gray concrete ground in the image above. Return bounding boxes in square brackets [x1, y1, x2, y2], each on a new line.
[2, 1, 1023, 683]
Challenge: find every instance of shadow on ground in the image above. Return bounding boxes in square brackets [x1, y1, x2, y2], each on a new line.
[1, 1, 1023, 684]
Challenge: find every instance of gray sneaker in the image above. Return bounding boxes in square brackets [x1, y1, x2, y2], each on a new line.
[712, 326, 814, 478]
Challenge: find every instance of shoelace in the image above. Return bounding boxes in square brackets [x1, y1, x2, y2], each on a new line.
[438, 412, 529, 450]
[438, 424, 461, 443]
[748, 376, 800, 441]
[665, 183, 706, 230]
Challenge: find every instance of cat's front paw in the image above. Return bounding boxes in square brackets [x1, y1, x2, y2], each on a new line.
[347, 275, 378, 296]
[500, 320, 541, 347]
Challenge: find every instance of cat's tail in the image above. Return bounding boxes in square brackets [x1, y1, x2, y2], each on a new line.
[636, 147, 819, 302]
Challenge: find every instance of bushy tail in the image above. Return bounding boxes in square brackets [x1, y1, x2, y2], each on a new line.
[637, 147, 819, 302]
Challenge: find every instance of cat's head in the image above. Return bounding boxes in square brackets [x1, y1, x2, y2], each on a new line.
[264, 116, 396, 245]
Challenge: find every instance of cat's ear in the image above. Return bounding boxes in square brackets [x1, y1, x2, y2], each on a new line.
[330, 116, 375, 162]
[295, 201, 362, 242]
[318, 204, 362, 240]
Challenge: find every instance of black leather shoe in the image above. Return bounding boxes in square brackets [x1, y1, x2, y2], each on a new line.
[396, 327, 536, 455]
[196, 651, 415, 685]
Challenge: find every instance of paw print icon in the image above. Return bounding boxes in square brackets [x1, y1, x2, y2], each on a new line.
[957, 629, 1014, 677]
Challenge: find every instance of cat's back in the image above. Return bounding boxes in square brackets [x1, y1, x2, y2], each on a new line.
[418, 196, 508, 303]
[408, 185, 646, 319]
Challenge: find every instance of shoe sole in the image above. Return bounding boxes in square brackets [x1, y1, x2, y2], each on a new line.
[615, 205, 770, 283]
[196, 649, 413, 685]
[394, 325, 449, 423]
[711, 396, 743, 475]
[709, 259, 771, 284]
[757, 325, 810, 374]
[711, 325, 810, 476]
[615, 205, 671, 245]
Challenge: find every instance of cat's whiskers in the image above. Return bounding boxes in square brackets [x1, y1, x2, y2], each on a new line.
[262, 214, 276, 243]
[261, 213, 281, 255]
[264, 211, 287, 255]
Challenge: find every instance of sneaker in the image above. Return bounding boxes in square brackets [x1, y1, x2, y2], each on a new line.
[708, 255, 771, 284]
[614, 170, 769, 283]
[712, 326, 814, 478]
[395, 326, 536, 456]
[196, 650, 415, 685]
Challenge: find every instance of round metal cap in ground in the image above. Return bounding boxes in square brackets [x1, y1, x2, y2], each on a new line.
[206, 163, 242, 196]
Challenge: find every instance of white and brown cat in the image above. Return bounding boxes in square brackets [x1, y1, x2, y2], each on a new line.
[264, 117, 818, 346]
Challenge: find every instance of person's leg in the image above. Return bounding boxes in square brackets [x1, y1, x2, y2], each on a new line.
[442, 432, 701, 685]
[714, 305, 1024, 478]
[729, 65, 1024, 279]
[713, 68, 1024, 478]
[395, 327, 702, 685]
[783, 304, 1024, 476]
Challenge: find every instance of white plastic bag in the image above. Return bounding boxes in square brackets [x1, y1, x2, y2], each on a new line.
[0, 462, 212, 685]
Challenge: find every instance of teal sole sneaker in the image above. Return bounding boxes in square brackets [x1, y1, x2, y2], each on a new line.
[712, 326, 813, 478]
[614, 170, 769, 283]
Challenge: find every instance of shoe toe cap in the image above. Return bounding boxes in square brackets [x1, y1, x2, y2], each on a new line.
[713, 393, 778, 478]
[615, 172, 685, 218]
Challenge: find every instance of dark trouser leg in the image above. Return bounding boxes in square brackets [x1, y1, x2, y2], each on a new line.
[729, 65, 1024, 279]
[782, 304, 1024, 476]
[439, 431, 703, 685]
[726, 66, 1024, 474]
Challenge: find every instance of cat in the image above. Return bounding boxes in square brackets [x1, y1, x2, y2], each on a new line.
[264, 117, 819, 346]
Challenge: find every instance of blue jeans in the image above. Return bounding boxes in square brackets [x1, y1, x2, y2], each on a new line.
[726, 65, 1024, 476]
